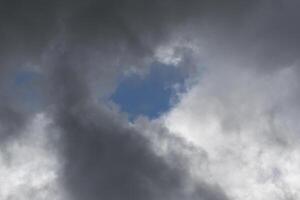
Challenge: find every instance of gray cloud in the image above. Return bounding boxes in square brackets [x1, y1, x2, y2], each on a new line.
[2, 1, 300, 200]
[46, 52, 229, 200]
[0, 103, 26, 142]
[36, 48, 229, 200]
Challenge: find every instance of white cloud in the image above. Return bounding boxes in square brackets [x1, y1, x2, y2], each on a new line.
[162, 64, 300, 200]
[154, 45, 183, 66]
[0, 113, 64, 200]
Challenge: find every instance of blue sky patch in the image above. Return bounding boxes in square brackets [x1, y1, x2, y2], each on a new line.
[111, 63, 187, 120]
[11, 69, 44, 112]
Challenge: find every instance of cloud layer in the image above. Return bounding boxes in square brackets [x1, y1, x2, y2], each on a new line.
[1, 1, 300, 200]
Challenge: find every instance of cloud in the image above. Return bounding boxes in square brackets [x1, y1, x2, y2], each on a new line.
[45, 52, 229, 200]
[2, 1, 300, 200]
[0, 113, 63, 200]
[163, 64, 300, 200]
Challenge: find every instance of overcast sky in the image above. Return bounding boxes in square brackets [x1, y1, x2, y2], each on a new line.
[1, 1, 300, 200]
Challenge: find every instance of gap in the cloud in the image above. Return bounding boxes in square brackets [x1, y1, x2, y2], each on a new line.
[6, 68, 45, 113]
[111, 62, 188, 121]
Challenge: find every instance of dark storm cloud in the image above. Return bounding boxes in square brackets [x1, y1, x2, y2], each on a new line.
[0, 0, 257, 64]
[2, 0, 300, 200]
[2, 0, 300, 73]
[0, 102, 26, 142]
[190, 0, 300, 72]
[59, 109, 229, 200]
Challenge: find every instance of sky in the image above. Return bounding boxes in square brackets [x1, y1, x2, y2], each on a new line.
[111, 63, 187, 120]
[1, 1, 300, 200]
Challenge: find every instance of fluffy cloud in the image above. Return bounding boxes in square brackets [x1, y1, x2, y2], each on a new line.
[163, 64, 300, 200]
[0, 113, 63, 200]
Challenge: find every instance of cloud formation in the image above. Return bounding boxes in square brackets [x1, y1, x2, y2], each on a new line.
[1, 1, 300, 200]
